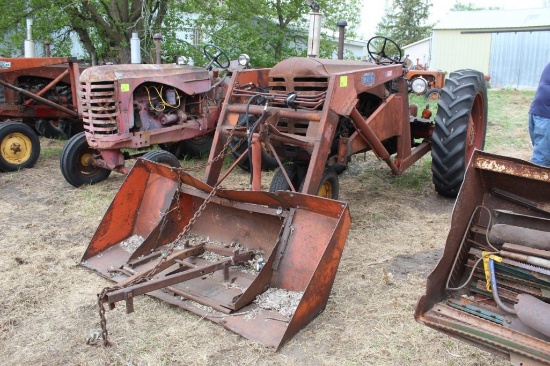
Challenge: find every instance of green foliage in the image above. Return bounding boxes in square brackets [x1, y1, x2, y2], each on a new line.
[174, 0, 361, 67]
[375, 0, 433, 48]
[450, 2, 501, 11]
[0, 0, 360, 66]
[0, 0, 168, 64]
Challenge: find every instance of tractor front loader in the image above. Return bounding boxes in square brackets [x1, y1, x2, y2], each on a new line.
[0, 57, 82, 171]
[204, 36, 487, 199]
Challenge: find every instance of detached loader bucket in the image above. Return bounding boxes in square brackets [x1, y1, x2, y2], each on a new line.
[81, 158, 351, 350]
[415, 150, 550, 364]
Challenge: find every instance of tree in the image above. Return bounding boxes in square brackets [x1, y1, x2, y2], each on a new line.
[174, 0, 361, 67]
[375, 0, 432, 48]
[0, 0, 360, 66]
[450, 2, 500, 11]
[0, 0, 168, 64]
[450, 2, 484, 11]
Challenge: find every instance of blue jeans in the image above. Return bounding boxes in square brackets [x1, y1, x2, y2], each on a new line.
[529, 114, 550, 167]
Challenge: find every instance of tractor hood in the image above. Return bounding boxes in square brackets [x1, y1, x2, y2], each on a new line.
[80, 63, 210, 83]
[269, 57, 382, 79]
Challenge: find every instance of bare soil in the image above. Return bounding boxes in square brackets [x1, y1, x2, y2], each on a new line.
[0, 93, 531, 365]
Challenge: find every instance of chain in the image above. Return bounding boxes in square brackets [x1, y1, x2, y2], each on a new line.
[95, 122, 245, 347]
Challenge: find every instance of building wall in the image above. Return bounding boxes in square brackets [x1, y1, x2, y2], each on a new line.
[403, 40, 430, 68]
[431, 30, 491, 74]
[489, 31, 550, 89]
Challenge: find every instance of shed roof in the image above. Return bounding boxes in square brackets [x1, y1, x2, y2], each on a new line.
[433, 7, 550, 31]
[402, 37, 430, 49]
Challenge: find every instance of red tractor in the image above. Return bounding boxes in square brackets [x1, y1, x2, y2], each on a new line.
[0, 57, 82, 172]
[203, 36, 488, 198]
[60, 45, 248, 187]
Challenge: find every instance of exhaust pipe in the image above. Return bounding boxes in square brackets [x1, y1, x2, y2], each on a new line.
[24, 19, 35, 58]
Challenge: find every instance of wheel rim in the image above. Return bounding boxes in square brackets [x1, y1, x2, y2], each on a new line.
[1, 132, 32, 164]
[318, 181, 333, 198]
[427, 92, 440, 101]
[465, 93, 486, 162]
[77, 147, 103, 177]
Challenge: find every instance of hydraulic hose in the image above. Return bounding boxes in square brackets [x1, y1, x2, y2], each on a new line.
[489, 258, 516, 314]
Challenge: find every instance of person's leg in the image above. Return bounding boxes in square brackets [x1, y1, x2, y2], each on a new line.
[530, 114, 550, 167]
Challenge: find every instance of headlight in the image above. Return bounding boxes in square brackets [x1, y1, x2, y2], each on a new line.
[176, 56, 188, 65]
[238, 54, 250, 66]
[411, 77, 428, 95]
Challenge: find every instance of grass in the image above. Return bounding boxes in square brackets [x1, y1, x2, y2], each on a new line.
[485, 89, 534, 153]
[39, 137, 65, 159]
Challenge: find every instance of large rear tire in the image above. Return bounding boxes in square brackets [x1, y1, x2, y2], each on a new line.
[431, 70, 487, 197]
[0, 122, 40, 171]
[60, 132, 111, 187]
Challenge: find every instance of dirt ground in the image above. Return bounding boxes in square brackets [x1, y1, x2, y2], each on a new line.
[0, 93, 532, 365]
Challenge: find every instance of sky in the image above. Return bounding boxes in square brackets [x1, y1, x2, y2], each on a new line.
[358, 0, 549, 38]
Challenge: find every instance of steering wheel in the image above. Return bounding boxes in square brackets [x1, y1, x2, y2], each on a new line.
[367, 36, 403, 65]
[203, 44, 230, 69]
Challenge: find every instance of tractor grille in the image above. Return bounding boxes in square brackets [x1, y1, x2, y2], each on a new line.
[269, 76, 328, 92]
[80, 81, 118, 135]
[231, 76, 328, 111]
[275, 118, 309, 136]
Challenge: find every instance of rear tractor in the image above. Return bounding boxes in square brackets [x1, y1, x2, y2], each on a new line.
[60, 44, 249, 186]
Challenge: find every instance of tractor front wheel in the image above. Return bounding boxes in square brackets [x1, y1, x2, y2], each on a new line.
[316, 168, 340, 199]
[269, 163, 306, 193]
[141, 150, 181, 168]
[183, 134, 213, 158]
[0, 122, 40, 172]
[35, 119, 71, 139]
[159, 141, 186, 158]
[424, 88, 441, 101]
[60, 132, 111, 187]
[269, 164, 339, 199]
[431, 69, 488, 197]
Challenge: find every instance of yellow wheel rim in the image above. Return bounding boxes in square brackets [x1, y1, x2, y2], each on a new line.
[318, 181, 333, 198]
[1, 132, 32, 165]
[80, 153, 92, 167]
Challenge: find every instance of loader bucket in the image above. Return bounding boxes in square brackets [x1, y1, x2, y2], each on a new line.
[415, 150, 550, 364]
[81, 158, 351, 350]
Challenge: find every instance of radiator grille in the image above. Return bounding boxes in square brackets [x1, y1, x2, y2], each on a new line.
[80, 81, 118, 135]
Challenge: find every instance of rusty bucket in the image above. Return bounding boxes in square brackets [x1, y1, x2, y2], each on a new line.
[81, 158, 351, 350]
[415, 150, 550, 365]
